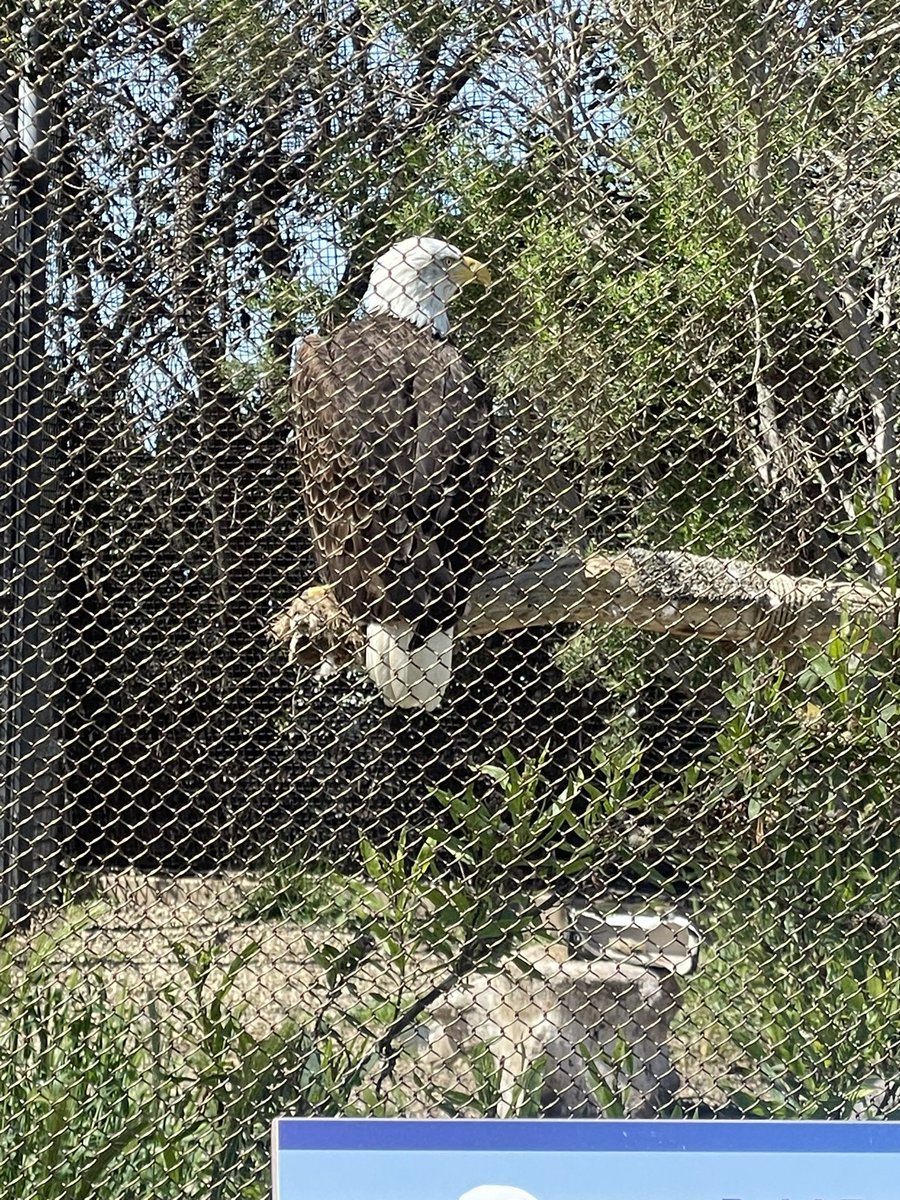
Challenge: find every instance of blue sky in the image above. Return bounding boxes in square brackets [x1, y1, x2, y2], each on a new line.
[274, 1146, 895, 1200]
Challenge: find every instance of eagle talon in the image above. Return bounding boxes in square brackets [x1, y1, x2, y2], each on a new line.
[314, 656, 340, 681]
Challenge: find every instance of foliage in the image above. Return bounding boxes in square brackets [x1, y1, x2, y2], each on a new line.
[0, 929, 371, 1200]
[240, 856, 371, 929]
[366, 617, 900, 1118]
[672, 625, 900, 1118]
[432, 1041, 547, 1118]
[21, 0, 900, 867]
[414, 616, 895, 1118]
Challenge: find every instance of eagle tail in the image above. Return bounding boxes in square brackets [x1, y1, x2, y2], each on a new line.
[365, 622, 453, 711]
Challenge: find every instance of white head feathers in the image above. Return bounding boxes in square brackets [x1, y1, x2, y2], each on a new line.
[361, 235, 491, 336]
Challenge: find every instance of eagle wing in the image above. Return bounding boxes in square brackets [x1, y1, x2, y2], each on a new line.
[292, 313, 494, 632]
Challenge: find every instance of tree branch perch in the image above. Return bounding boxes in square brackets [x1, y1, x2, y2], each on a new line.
[269, 547, 896, 667]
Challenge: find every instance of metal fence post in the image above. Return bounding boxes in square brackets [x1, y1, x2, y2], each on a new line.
[0, 50, 61, 922]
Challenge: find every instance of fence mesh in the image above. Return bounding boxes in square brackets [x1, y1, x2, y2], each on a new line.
[3, 0, 900, 1191]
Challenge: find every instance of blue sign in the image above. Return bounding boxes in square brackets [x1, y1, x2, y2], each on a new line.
[272, 1118, 900, 1200]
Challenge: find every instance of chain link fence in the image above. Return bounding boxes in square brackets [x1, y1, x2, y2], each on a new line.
[3, 0, 900, 1192]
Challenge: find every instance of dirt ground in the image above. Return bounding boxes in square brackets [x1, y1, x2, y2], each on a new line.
[24, 869, 727, 1110]
[29, 871, 389, 1039]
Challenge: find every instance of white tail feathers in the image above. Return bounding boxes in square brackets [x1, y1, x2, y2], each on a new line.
[365, 622, 453, 711]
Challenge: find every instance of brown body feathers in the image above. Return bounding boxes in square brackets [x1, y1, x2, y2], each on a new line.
[291, 313, 495, 641]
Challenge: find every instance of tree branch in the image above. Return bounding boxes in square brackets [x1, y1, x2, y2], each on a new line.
[269, 547, 895, 667]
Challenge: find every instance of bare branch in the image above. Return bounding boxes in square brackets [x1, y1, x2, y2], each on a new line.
[270, 547, 895, 667]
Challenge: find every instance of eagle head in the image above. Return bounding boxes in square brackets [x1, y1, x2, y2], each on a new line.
[361, 235, 491, 336]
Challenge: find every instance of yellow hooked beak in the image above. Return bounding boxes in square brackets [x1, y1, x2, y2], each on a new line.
[449, 255, 493, 287]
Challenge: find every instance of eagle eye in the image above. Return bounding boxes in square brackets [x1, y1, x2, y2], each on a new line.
[440, 253, 457, 269]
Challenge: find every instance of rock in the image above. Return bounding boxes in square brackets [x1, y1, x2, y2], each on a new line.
[416, 896, 700, 1116]
[426, 946, 685, 1116]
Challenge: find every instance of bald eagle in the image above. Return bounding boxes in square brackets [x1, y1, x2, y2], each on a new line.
[291, 236, 495, 710]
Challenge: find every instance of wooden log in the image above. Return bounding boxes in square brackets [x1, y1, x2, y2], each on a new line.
[269, 548, 896, 667]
